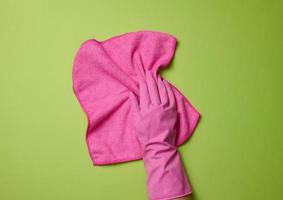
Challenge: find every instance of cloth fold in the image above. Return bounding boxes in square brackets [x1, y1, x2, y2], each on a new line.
[72, 30, 200, 165]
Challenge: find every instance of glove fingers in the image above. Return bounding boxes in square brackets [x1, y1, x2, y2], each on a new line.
[163, 80, 176, 109]
[145, 70, 161, 106]
[157, 76, 169, 107]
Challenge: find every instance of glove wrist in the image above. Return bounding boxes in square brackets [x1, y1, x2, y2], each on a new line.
[142, 141, 192, 200]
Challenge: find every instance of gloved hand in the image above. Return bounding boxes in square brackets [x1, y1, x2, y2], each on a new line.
[130, 70, 192, 200]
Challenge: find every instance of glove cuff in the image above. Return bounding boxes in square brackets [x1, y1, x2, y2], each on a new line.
[142, 142, 192, 200]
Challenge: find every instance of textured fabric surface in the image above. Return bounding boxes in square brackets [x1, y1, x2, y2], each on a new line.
[72, 30, 200, 165]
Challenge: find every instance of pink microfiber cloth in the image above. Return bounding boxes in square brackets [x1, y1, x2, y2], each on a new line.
[72, 30, 200, 166]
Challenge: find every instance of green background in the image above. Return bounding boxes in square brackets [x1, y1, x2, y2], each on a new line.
[1, 0, 282, 199]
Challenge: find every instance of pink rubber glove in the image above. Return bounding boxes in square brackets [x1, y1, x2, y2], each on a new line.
[130, 70, 192, 200]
